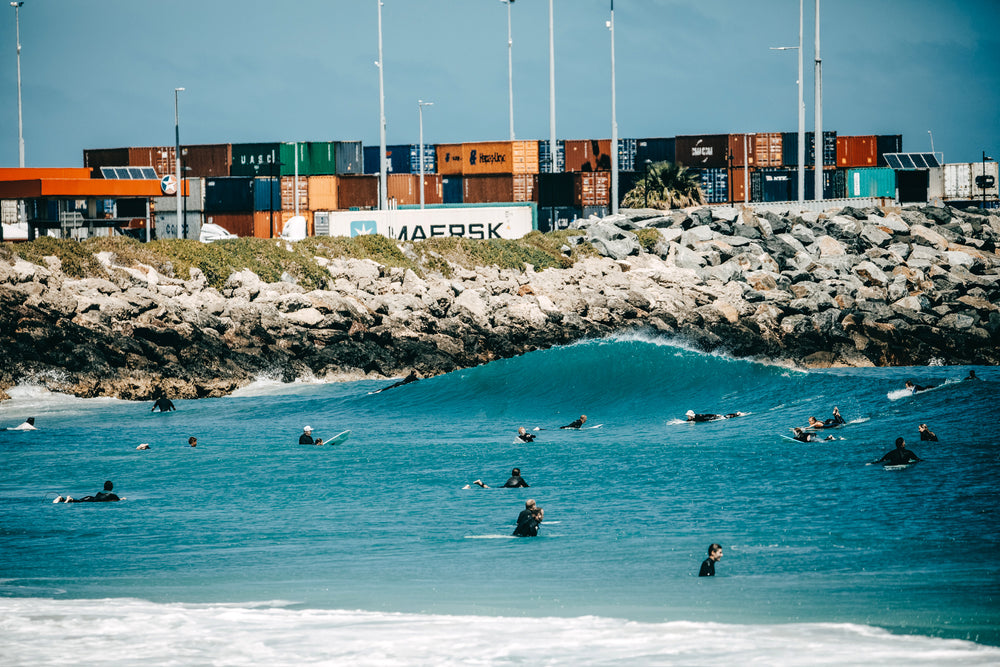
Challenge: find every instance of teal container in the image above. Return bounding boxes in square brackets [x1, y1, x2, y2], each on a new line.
[846, 167, 896, 198]
[305, 142, 338, 175]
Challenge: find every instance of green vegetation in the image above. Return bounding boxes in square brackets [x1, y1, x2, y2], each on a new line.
[635, 227, 663, 253]
[5, 228, 597, 289]
[621, 161, 704, 209]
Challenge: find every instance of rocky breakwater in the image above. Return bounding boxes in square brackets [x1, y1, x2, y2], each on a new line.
[0, 203, 997, 401]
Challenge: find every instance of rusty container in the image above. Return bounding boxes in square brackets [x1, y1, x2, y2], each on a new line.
[128, 147, 177, 176]
[181, 144, 232, 178]
[461, 174, 537, 203]
[206, 212, 253, 238]
[754, 132, 783, 167]
[564, 139, 613, 172]
[837, 135, 878, 168]
[573, 171, 611, 206]
[338, 175, 378, 209]
[728, 134, 756, 167]
[281, 176, 309, 210]
[387, 174, 444, 206]
[729, 167, 750, 202]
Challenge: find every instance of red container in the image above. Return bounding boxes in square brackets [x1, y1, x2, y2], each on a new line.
[338, 175, 378, 209]
[181, 144, 232, 178]
[206, 212, 253, 238]
[730, 167, 750, 203]
[564, 139, 612, 172]
[462, 174, 537, 203]
[387, 174, 444, 206]
[837, 135, 878, 168]
[128, 147, 176, 176]
[754, 133, 783, 167]
[728, 134, 756, 167]
[574, 171, 611, 206]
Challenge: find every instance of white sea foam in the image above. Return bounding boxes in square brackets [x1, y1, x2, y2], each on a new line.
[0, 598, 996, 667]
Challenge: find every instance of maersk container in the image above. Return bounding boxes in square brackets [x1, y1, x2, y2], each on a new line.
[538, 140, 565, 173]
[335, 141, 363, 175]
[875, 135, 903, 167]
[695, 167, 729, 204]
[675, 134, 729, 168]
[636, 137, 675, 167]
[846, 167, 896, 198]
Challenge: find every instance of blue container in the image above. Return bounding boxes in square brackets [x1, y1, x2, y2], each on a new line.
[253, 177, 281, 211]
[696, 167, 729, 204]
[539, 140, 565, 173]
[782, 131, 837, 167]
[846, 167, 896, 198]
[636, 137, 675, 168]
[617, 139, 637, 172]
[364, 145, 436, 175]
[335, 141, 363, 175]
[205, 177, 254, 212]
[409, 145, 436, 175]
[442, 176, 463, 204]
[752, 169, 794, 202]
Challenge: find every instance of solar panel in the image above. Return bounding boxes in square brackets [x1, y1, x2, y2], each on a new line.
[883, 153, 941, 170]
[140, 167, 158, 179]
[127, 167, 145, 179]
[98, 166, 161, 179]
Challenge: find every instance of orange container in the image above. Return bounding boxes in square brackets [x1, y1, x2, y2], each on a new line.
[278, 210, 313, 237]
[730, 167, 750, 203]
[436, 143, 464, 175]
[462, 140, 539, 175]
[281, 176, 309, 210]
[728, 135, 756, 167]
[754, 133, 783, 167]
[307, 175, 339, 210]
[573, 171, 611, 206]
[837, 135, 877, 167]
[565, 139, 612, 172]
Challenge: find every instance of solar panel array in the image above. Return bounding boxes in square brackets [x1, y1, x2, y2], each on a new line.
[883, 153, 941, 170]
[99, 166, 159, 180]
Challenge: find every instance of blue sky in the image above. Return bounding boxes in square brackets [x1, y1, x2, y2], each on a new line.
[1, 0, 997, 168]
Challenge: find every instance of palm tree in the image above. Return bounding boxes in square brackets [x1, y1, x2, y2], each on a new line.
[622, 161, 704, 209]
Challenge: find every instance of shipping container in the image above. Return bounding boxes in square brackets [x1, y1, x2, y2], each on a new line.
[728, 134, 755, 167]
[675, 134, 729, 168]
[231, 143, 281, 177]
[636, 137, 675, 167]
[617, 171, 642, 206]
[896, 170, 928, 203]
[538, 173, 575, 208]
[463, 140, 539, 175]
[875, 135, 903, 167]
[617, 139, 637, 172]
[462, 174, 536, 204]
[565, 139, 613, 172]
[751, 169, 794, 203]
[970, 160, 1000, 199]
[334, 141, 363, 175]
[83, 148, 130, 170]
[129, 147, 176, 176]
[846, 167, 895, 198]
[253, 177, 280, 211]
[205, 177, 254, 212]
[181, 144, 231, 178]
[279, 210, 313, 237]
[695, 167, 729, 204]
[308, 175, 339, 211]
[338, 175, 378, 209]
[281, 176, 309, 210]
[574, 172, 611, 207]
[387, 174, 444, 206]
[364, 144, 436, 175]
[305, 141, 337, 175]
[730, 167, 750, 202]
[152, 178, 207, 212]
[436, 143, 464, 176]
[538, 205, 581, 232]
[783, 131, 838, 167]
[754, 133, 783, 167]
[538, 140, 565, 173]
[442, 176, 463, 204]
[837, 135, 878, 168]
[944, 163, 973, 200]
[205, 212, 253, 238]
[789, 169, 846, 200]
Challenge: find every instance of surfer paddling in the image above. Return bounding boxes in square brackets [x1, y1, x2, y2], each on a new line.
[904, 380, 936, 394]
[516, 427, 536, 443]
[560, 415, 587, 429]
[54, 480, 123, 503]
[685, 411, 745, 423]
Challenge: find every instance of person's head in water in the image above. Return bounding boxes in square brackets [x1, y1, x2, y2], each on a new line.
[103, 481, 113, 492]
[511, 468, 521, 477]
[188, 436, 197, 447]
[518, 427, 527, 436]
[525, 499, 536, 510]
[303, 426, 312, 434]
[968, 370, 977, 379]
[808, 416, 822, 427]
[686, 410, 696, 419]
[905, 381, 915, 389]
[895, 437, 906, 449]
[26, 417, 35, 426]
[579, 415, 587, 424]
[708, 543, 723, 562]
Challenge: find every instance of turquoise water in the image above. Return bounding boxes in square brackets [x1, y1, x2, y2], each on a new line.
[1, 335, 998, 665]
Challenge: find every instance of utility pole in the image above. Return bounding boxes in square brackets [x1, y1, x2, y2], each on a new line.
[814, 0, 823, 201]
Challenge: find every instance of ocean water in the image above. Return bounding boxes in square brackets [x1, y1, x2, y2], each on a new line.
[1, 334, 997, 666]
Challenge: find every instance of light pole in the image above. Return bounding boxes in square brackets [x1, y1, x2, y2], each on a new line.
[770, 0, 804, 203]
[501, 0, 515, 141]
[608, 1, 618, 214]
[174, 87, 184, 239]
[814, 0, 823, 201]
[983, 151, 994, 210]
[548, 0, 556, 174]
[376, 0, 388, 210]
[418, 100, 433, 209]
[11, 2, 24, 169]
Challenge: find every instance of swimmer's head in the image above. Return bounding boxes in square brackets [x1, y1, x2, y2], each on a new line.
[686, 410, 695, 418]
[103, 481, 113, 491]
[512, 468, 520, 476]
[895, 437, 905, 447]
[303, 426, 312, 433]
[525, 499, 536, 509]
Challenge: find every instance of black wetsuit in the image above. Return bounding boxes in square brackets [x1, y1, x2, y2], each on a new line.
[502, 475, 529, 488]
[517, 433, 536, 443]
[920, 430, 938, 442]
[910, 384, 935, 393]
[68, 491, 120, 503]
[823, 414, 845, 427]
[299, 433, 314, 444]
[688, 414, 721, 422]
[560, 418, 586, 429]
[878, 447, 921, 466]
[152, 398, 175, 412]
[513, 509, 542, 536]
[699, 558, 716, 577]
[792, 432, 813, 443]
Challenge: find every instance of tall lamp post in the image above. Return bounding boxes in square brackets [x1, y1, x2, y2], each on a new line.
[770, 0, 804, 203]
[501, 0, 515, 141]
[174, 87, 184, 239]
[608, 1, 618, 214]
[814, 0, 823, 201]
[11, 1, 24, 169]
[418, 100, 433, 209]
[983, 151, 995, 211]
[376, 0, 388, 210]
[548, 0, 556, 174]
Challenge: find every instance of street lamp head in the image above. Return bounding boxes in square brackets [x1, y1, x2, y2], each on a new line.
[175, 87, 185, 92]
[11, 2, 24, 8]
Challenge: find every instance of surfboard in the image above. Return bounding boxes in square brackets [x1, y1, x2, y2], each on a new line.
[882, 462, 918, 470]
[327, 430, 351, 446]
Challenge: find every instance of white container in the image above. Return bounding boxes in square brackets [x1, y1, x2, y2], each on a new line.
[943, 163, 972, 200]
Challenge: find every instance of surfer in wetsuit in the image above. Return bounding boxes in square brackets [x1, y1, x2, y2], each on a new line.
[54, 480, 122, 503]
[560, 415, 587, 429]
[904, 380, 935, 394]
[791, 427, 833, 442]
[151, 396, 175, 412]
[686, 410, 745, 423]
[374, 370, 420, 393]
[516, 427, 536, 443]
[9, 417, 36, 430]
[699, 543, 723, 576]
[502, 468, 530, 488]
[875, 437, 922, 466]
[965, 370, 978, 381]
[513, 499, 543, 536]
[299, 426, 315, 444]
[918, 424, 938, 442]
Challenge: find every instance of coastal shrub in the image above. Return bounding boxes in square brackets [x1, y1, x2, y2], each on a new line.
[635, 227, 662, 253]
[301, 235, 416, 271]
[84, 236, 175, 274]
[11, 236, 103, 278]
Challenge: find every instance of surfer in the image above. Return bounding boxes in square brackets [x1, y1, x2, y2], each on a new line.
[516, 427, 536, 443]
[512, 499, 544, 537]
[791, 428, 834, 443]
[904, 380, 935, 394]
[136, 443, 150, 450]
[874, 437, 922, 466]
[918, 424, 938, 442]
[699, 543, 723, 577]
[188, 436, 198, 447]
[9, 417, 36, 430]
[686, 411, 745, 423]
[808, 408, 844, 429]
[299, 426, 315, 444]
[374, 370, 420, 394]
[560, 415, 587, 429]
[965, 370, 978, 381]
[151, 396, 176, 412]
[502, 468, 530, 488]
[54, 480, 122, 503]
